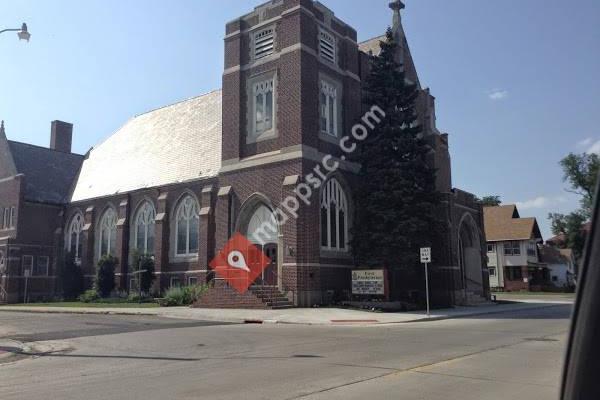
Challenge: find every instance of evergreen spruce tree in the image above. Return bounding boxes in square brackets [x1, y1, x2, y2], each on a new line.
[351, 29, 440, 284]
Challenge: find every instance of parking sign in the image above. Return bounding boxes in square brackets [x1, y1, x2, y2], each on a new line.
[420, 247, 431, 264]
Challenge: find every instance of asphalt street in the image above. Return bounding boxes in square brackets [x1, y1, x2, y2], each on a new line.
[0, 305, 571, 400]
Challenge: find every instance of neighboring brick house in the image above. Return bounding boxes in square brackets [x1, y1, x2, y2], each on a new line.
[484, 205, 546, 291]
[0, 0, 488, 307]
[0, 121, 84, 303]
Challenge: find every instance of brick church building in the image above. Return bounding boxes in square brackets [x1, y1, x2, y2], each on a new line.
[0, 0, 488, 307]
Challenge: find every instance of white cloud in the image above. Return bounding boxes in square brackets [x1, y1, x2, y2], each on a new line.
[587, 140, 600, 155]
[575, 137, 600, 154]
[577, 137, 593, 148]
[488, 89, 508, 101]
[515, 196, 568, 210]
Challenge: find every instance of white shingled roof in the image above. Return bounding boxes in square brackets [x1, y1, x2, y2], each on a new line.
[71, 90, 222, 202]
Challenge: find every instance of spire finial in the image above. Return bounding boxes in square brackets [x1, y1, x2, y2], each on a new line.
[0, 120, 4, 134]
[389, 1, 405, 40]
[389, 0, 405, 12]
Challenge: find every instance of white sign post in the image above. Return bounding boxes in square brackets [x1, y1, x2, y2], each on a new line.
[420, 248, 431, 317]
[23, 269, 31, 304]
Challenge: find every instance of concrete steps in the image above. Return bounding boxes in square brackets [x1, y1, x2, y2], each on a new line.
[249, 286, 294, 309]
[193, 281, 294, 309]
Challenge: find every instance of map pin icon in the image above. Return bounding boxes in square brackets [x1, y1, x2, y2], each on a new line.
[227, 250, 250, 272]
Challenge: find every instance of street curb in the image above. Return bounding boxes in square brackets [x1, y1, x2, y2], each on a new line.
[0, 339, 24, 362]
[0, 302, 569, 326]
[0, 308, 160, 317]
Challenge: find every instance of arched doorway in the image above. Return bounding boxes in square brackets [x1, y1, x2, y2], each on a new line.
[458, 214, 484, 297]
[238, 200, 279, 287]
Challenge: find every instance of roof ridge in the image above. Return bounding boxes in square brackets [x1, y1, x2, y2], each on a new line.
[133, 89, 222, 119]
[8, 140, 84, 157]
[358, 34, 386, 45]
[90, 88, 223, 152]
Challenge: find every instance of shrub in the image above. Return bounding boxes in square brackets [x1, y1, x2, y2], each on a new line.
[162, 284, 208, 307]
[96, 255, 117, 298]
[131, 251, 156, 295]
[79, 289, 100, 303]
[61, 253, 84, 300]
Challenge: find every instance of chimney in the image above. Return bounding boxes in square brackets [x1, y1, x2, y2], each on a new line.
[50, 120, 73, 153]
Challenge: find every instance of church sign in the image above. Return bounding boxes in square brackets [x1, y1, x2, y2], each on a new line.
[352, 269, 387, 296]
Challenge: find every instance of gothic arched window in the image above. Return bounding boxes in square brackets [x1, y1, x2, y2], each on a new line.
[67, 213, 84, 261]
[175, 195, 199, 256]
[98, 208, 117, 258]
[320, 178, 348, 251]
[134, 202, 156, 255]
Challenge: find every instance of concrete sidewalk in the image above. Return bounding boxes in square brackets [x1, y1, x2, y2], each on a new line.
[0, 300, 570, 326]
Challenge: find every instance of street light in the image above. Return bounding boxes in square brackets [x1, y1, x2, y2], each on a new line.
[0, 23, 31, 42]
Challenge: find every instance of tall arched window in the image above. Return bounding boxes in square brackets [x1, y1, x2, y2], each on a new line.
[67, 213, 84, 261]
[98, 208, 117, 258]
[245, 204, 278, 245]
[175, 195, 199, 256]
[134, 202, 155, 255]
[320, 178, 348, 251]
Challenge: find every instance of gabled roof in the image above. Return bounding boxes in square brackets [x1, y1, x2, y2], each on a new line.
[8, 141, 84, 204]
[70, 90, 222, 202]
[358, 35, 386, 57]
[539, 245, 573, 265]
[0, 121, 18, 179]
[358, 32, 420, 87]
[484, 205, 542, 242]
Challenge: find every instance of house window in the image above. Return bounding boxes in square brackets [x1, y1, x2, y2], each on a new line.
[188, 276, 198, 286]
[319, 29, 336, 64]
[504, 241, 521, 256]
[321, 178, 349, 251]
[170, 277, 181, 288]
[134, 202, 156, 255]
[489, 267, 497, 277]
[175, 195, 200, 256]
[506, 266, 523, 281]
[67, 213, 84, 262]
[9, 207, 15, 228]
[254, 28, 274, 60]
[320, 80, 338, 137]
[252, 79, 274, 136]
[552, 276, 558, 282]
[34, 256, 49, 276]
[22, 255, 33, 276]
[487, 243, 496, 253]
[527, 241, 537, 257]
[98, 208, 117, 258]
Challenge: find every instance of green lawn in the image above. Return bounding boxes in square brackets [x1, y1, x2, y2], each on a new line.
[4, 302, 159, 308]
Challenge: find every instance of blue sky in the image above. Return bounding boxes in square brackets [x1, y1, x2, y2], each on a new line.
[1, 0, 599, 239]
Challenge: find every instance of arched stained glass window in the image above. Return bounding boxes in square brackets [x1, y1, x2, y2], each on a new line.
[175, 196, 200, 256]
[99, 208, 117, 258]
[320, 178, 348, 251]
[134, 202, 156, 255]
[67, 213, 84, 261]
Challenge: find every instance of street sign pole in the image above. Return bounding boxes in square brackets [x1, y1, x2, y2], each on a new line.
[420, 247, 432, 318]
[24, 269, 30, 304]
[424, 262, 430, 317]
